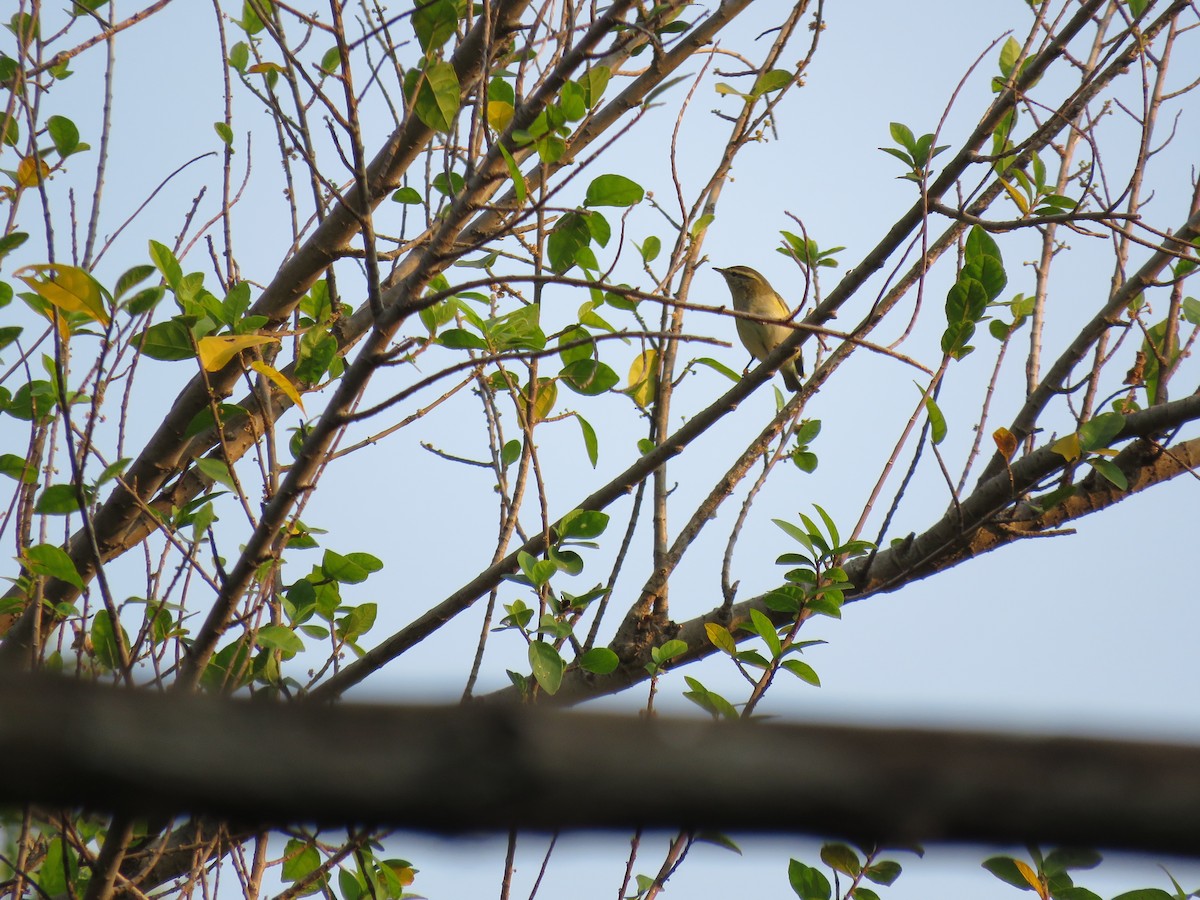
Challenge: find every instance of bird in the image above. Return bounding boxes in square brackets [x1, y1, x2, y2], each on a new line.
[714, 265, 803, 391]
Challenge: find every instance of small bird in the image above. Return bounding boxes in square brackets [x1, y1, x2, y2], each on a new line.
[714, 265, 803, 391]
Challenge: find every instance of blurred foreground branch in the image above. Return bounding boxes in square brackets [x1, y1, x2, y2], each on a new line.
[3, 672, 1197, 855]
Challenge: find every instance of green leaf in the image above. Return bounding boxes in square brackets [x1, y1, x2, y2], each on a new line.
[1088, 457, 1127, 491]
[998, 36, 1021, 78]
[125, 285, 165, 315]
[391, 186, 423, 204]
[694, 356, 741, 383]
[257, 623, 304, 655]
[114, 264, 156, 301]
[782, 658, 820, 686]
[296, 327, 338, 384]
[47, 115, 82, 157]
[24, 543, 85, 589]
[412, 61, 460, 132]
[38, 839, 77, 896]
[694, 831, 741, 855]
[560, 359, 618, 395]
[819, 843, 860, 876]
[91, 609, 127, 669]
[574, 413, 599, 467]
[578, 647, 618, 674]
[773, 518, 815, 553]
[322, 550, 383, 584]
[1078, 411, 1124, 451]
[556, 509, 609, 540]
[863, 860, 902, 885]
[748, 608, 781, 658]
[33, 483, 82, 514]
[517, 550, 557, 587]
[752, 68, 793, 96]
[433, 171, 464, 197]
[681, 676, 737, 719]
[0, 231, 29, 261]
[547, 211, 593, 274]
[501, 438, 521, 468]
[282, 839, 321, 882]
[485, 304, 545, 352]
[577, 65, 611, 106]
[137, 319, 195, 361]
[558, 325, 594, 364]
[889, 121, 917, 153]
[195, 457, 237, 491]
[584, 173, 644, 207]
[148, 239, 182, 291]
[337, 602, 377, 641]
[0, 453, 37, 483]
[214, 121, 234, 146]
[529, 641, 564, 694]
[1110, 892, 1174, 900]
[639, 235, 661, 263]
[228, 41, 249, 72]
[981, 856, 1032, 889]
[789, 859, 832, 900]
[942, 275, 989, 358]
[922, 389, 947, 444]
[498, 141, 526, 206]
[412, 0, 458, 53]
[653, 639, 688, 664]
[438, 327, 487, 350]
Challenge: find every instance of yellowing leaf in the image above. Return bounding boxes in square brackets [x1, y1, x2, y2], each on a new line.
[16, 264, 110, 326]
[246, 62, 285, 74]
[627, 348, 657, 409]
[1013, 859, 1042, 895]
[996, 174, 1029, 215]
[197, 334, 277, 371]
[1051, 432, 1081, 462]
[487, 100, 514, 132]
[705, 622, 736, 655]
[521, 377, 557, 425]
[992, 426, 1017, 461]
[250, 359, 304, 413]
[17, 155, 49, 187]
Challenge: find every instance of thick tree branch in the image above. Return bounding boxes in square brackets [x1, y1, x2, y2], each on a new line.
[4, 672, 1200, 857]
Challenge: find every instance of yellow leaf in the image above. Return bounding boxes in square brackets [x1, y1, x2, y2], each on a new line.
[992, 426, 1017, 461]
[626, 348, 657, 409]
[487, 100, 514, 132]
[197, 334, 277, 371]
[997, 174, 1029, 215]
[520, 377, 556, 425]
[246, 62, 284, 74]
[250, 360, 304, 413]
[16, 264, 111, 326]
[16, 155, 49, 187]
[1013, 860, 1043, 895]
[1051, 432, 1081, 462]
[705, 622, 736, 655]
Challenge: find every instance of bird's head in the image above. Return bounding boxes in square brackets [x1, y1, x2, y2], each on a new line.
[714, 265, 771, 289]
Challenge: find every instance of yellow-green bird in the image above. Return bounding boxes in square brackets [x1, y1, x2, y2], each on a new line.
[714, 265, 803, 392]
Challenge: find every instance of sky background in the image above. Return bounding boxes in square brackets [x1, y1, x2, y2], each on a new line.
[5, 0, 1200, 897]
